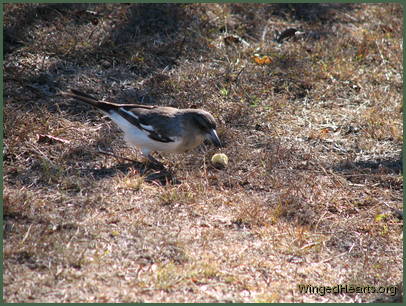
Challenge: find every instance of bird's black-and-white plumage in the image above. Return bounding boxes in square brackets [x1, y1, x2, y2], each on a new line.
[61, 89, 222, 162]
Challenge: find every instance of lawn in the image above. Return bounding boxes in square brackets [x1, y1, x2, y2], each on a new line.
[3, 3, 403, 302]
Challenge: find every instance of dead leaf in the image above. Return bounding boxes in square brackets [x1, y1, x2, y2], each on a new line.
[253, 54, 272, 65]
[224, 35, 241, 45]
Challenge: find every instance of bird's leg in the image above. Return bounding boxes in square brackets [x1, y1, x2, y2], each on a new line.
[147, 154, 164, 166]
[146, 154, 166, 169]
[97, 148, 139, 163]
[140, 148, 166, 169]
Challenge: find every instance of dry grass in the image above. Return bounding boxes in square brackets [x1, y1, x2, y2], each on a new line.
[3, 3, 403, 303]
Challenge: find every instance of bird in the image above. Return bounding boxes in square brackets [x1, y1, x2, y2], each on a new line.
[61, 89, 222, 165]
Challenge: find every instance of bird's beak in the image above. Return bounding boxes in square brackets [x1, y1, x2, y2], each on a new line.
[207, 129, 222, 147]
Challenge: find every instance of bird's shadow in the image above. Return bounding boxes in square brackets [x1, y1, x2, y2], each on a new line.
[83, 160, 180, 185]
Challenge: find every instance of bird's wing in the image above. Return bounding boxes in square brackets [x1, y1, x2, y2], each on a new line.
[116, 107, 179, 143]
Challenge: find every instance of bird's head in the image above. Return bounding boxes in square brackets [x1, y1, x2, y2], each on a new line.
[190, 110, 222, 148]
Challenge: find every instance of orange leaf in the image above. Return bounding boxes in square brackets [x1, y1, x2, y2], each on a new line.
[253, 55, 272, 65]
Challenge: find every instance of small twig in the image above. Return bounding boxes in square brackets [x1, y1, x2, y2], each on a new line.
[314, 211, 328, 231]
[37, 134, 70, 144]
[261, 24, 269, 43]
[300, 242, 319, 250]
[320, 251, 348, 263]
[234, 66, 246, 83]
[175, 36, 187, 61]
[21, 224, 33, 244]
[41, 54, 46, 71]
[375, 40, 385, 62]
[88, 27, 98, 40]
[66, 227, 80, 249]
[28, 143, 54, 164]
[348, 242, 356, 254]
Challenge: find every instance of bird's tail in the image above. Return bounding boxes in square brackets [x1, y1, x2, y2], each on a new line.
[60, 89, 120, 113]
[60, 88, 157, 111]
[60, 89, 102, 107]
